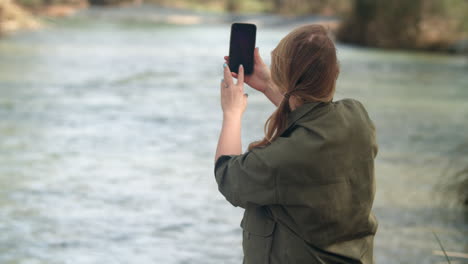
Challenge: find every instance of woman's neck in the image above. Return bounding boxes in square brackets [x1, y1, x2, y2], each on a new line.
[289, 96, 303, 111]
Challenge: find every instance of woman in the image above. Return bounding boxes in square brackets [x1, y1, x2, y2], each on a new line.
[214, 24, 378, 264]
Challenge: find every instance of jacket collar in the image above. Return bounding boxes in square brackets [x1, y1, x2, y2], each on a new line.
[281, 101, 324, 136]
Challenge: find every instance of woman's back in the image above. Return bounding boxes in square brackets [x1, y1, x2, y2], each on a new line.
[215, 98, 378, 264]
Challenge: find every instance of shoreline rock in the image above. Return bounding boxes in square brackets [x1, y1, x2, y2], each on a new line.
[38, 3, 88, 17]
[0, 0, 40, 35]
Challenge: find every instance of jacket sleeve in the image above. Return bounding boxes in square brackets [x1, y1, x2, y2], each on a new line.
[214, 148, 277, 209]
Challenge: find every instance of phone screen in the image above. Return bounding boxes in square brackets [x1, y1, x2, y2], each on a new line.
[228, 23, 256, 75]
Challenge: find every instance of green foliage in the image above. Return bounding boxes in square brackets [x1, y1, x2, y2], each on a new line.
[438, 0, 468, 33]
[15, 0, 44, 8]
[267, 0, 350, 16]
[15, 0, 82, 8]
[438, 142, 468, 208]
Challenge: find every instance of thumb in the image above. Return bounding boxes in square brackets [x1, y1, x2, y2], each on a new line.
[254, 47, 263, 63]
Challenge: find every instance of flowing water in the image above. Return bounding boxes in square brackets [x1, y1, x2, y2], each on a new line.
[1, 4, 467, 264]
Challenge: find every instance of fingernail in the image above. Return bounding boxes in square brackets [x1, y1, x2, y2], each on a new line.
[239, 64, 243, 69]
[223, 63, 227, 68]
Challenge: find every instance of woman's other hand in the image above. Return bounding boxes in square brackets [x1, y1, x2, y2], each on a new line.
[224, 47, 272, 94]
[221, 63, 248, 118]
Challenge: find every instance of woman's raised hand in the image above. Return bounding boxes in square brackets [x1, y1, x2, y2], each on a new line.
[224, 47, 272, 94]
[220, 63, 248, 118]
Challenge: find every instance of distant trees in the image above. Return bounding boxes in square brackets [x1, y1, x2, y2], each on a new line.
[225, 0, 239, 13]
[267, 0, 349, 15]
[13, 0, 138, 7]
[88, 0, 136, 5]
[6, 0, 467, 52]
[221, 0, 348, 15]
[15, 0, 84, 9]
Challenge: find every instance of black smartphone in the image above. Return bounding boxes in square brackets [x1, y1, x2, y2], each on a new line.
[228, 23, 256, 75]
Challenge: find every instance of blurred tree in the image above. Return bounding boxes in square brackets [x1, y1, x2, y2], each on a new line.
[271, 0, 283, 13]
[225, 0, 240, 13]
[337, 0, 468, 52]
[337, 0, 423, 49]
[88, 0, 132, 5]
[15, 0, 84, 9]
[267, 0, 349, 16]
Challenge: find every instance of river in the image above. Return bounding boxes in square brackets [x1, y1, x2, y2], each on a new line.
[0, 4, 467, 264]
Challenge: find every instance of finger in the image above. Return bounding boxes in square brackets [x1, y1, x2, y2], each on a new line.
[223, 63, 234, 86]
[220, 78, 226, 89]
[224, 56, 229, 60]
[237, 64, 244, 85]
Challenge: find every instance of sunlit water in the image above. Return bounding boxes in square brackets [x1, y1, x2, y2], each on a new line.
[1, 5, 467, 264]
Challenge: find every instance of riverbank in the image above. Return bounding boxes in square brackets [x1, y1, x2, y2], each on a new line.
[1, 0, 467, 55]
[0, 0, 89, 35]
[31, 2, 88, 17]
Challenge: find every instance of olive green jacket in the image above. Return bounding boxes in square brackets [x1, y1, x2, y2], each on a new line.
[214, 98, 378, 264]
